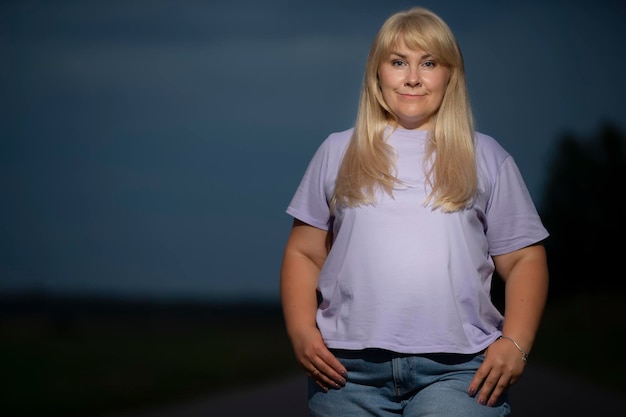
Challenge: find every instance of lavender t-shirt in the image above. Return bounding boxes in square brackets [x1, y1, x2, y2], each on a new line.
[286, 127, 549, 354]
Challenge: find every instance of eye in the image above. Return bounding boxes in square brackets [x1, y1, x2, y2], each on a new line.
[422, 60, 436, 68]
[391, 59, 406, 67]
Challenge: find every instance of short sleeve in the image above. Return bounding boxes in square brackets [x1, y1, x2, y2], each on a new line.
[485, 156, 549, 255]
[286, 130, 352, 230]
[286, 140, 334, 230]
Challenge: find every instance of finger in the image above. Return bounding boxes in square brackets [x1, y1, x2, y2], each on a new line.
[467, 365, 489, 397]
[312, 352, 348, 388]
[476, 375, 500, 406]
[318, 350, 348, 378]
[486, 377, 509, 407]
[317, 362, 347, 387]
[312, 365, 344, 390]
[307, 362, 319, 378]
[308, 367, 331, 392]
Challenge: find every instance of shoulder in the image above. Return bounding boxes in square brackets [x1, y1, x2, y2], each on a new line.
[474, 132, 509, 157]
[303, 127, 354, 173]
[310, 127, 353, 164]
[474, 131, 512, 166]
[321, 127, 354, 150]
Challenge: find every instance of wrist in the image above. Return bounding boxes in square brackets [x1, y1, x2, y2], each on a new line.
[498, 335, 529, 362]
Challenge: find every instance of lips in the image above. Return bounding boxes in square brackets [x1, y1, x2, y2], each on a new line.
[398, 91, 426, 96]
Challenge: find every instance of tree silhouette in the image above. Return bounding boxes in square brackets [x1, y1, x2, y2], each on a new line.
[539, 122, 626, 300]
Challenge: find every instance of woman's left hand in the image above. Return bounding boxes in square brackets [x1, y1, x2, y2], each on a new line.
[467, 337, 527, 407]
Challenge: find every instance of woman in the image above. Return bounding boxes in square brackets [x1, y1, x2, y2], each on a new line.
[280, 6, 549, 416]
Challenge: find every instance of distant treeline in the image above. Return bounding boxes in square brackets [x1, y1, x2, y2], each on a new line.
[0, 292, 283, 321]
[539, 122, 626, 300]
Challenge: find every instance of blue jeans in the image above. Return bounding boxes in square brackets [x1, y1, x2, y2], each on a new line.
[308, 349, 510, 417]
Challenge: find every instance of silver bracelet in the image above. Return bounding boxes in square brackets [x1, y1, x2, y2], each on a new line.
[498, 335, 529, 362]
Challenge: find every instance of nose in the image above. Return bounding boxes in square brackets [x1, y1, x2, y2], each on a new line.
[405, 67, 421, 87]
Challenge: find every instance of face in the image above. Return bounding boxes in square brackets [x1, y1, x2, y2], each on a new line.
[377, 39, 450, 130]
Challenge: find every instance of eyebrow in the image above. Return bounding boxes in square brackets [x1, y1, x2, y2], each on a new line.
[390, 51, 433, 60]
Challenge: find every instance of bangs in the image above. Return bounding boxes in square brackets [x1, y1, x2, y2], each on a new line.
[374, 14, 458, 68]
[399, 28, 433, 54]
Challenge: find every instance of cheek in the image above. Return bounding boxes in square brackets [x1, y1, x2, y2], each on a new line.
[378, 73, 391, 90]
[381, 84, 397, 104]
[379, 77, 395, 99]
[379, 68, 403, 88]
[424, 79, 446, 98]
[437, 72, 451, 91]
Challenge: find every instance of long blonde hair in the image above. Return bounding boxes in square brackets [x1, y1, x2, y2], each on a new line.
[331, 7, 477, 213]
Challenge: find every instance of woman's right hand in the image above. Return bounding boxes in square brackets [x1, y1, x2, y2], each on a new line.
[292, 326, 347, 391]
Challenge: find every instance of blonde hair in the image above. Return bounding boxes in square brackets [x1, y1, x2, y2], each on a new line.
[331, 7, 477, 213]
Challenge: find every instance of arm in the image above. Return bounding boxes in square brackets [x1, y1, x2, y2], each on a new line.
[497, 242, 549, 358]
[468, 243, 549, 406]
[280, 219, 347, 391]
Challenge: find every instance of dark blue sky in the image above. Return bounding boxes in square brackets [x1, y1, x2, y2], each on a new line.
[2, 0, 625, 302]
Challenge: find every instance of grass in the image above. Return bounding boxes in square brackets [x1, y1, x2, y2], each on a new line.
[1, 292, 624, 416]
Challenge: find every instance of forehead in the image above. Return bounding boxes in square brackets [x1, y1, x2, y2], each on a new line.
[390, 38, 430, 56]
[384, 38, 434, 62]
[383, 33, 432, 55]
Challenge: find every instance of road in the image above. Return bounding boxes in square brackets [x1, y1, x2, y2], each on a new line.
[108, 363, 625, 416]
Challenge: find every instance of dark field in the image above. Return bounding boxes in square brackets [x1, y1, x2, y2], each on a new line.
[1, 295, 298, 417]
[1, 292, 624, 417]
